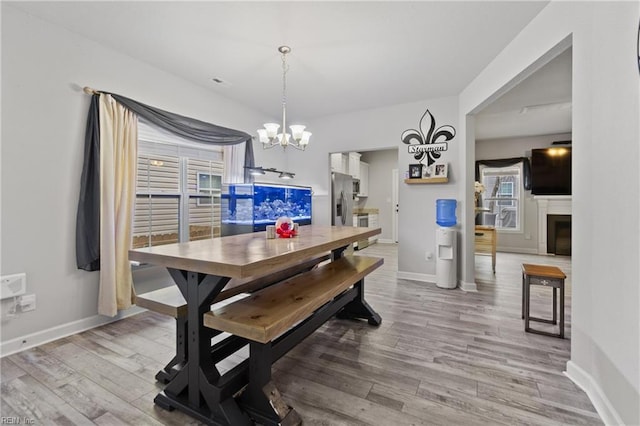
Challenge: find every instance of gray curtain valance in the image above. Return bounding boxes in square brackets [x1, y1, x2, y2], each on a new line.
[475, 157, 531, 191]
[76, 91, 255, 271]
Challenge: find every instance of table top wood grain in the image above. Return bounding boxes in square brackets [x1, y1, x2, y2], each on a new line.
[522, 263, 566, 279]
[129, 225, 381, 278]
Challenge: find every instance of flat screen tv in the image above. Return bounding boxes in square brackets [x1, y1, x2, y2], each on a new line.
[531, 147, 572, 195]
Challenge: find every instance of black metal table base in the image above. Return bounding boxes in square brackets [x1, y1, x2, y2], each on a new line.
[153, 249, 382, 425]
[336, 281, 382, 326]
[155, 390, 252, 426]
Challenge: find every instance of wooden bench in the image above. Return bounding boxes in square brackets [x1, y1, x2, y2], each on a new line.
[202, 255, 383, 425]
[135, 254, 330, 383]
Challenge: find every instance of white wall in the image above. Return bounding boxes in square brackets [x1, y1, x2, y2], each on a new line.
[290, 96, 459, 279]
[460, 2, 639, 424]
[0, 6, 280, 349]
[476, 133, 572, 253]
[359, 149, 398, 243]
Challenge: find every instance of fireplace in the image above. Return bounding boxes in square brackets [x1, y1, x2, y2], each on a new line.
[535, 196, 572, 255]
[547, 214, 571, 255]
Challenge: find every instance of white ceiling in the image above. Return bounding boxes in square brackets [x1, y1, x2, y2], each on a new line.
[475, 47, 572, 140]
[8, 1, 569, 139]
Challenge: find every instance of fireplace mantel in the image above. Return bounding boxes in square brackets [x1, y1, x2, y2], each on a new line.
[534, 196, 572, 255]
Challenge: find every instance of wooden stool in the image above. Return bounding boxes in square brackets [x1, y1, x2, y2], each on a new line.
[521, 264, 566, 338]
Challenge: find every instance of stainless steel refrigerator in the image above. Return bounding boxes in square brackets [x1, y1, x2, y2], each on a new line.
[331, 172, 353, 226]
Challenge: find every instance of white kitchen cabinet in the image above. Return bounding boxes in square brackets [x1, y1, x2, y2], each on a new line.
[352, 215, 358, 228]
[368, 213, 379, 244]
[348, 152, 361, 180]
[330, 153, 347, 174]
[359, 161, 369, 197]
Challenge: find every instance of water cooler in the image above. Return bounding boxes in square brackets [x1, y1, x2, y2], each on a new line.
[436, 199, 457, 289]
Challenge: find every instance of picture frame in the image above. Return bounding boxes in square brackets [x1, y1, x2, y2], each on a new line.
[422, 164, 433, 178]
[433, 163, 448, 178]
[408, 163, 423, 179]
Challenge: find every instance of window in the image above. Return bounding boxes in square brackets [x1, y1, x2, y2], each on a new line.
[480, 164, 523, 231]
[196, 172, 222, 206]
[132, 121, 229, 249]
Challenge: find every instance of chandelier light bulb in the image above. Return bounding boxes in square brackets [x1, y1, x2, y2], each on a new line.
[277, 133, 291, 146]
[263, 123, 280, 138]
[300, 131, 312, 146]
[257, 129, 269, 144]
[289, 125, 306, 141]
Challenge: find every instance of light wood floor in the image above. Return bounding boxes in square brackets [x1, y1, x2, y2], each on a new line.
[1, 244, 602, 425]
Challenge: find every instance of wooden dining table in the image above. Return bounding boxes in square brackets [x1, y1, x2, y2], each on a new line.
[129, 225, 382, 425]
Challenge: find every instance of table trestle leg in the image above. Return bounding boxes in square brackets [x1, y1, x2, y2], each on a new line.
[240, 342, 301, 426]
[155, 268, 253, 425]
[336, 279, 382, 326]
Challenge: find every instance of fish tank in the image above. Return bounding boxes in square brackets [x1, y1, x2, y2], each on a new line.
[221, 183, 312, 235]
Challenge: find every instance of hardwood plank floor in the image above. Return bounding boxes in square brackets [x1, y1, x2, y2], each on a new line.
[1, 244, 602, 425]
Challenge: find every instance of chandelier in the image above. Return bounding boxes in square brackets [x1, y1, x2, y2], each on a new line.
[257, 46, 311, 151]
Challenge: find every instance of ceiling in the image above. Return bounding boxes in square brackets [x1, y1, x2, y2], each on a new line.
[8, 1, 570, 139]
[475, 47, 572, 140]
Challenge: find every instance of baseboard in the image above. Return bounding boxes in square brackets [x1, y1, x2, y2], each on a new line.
[496, 247, 539, 255]
[377, 239, 395, 244]
[459, 280, 478, 292]
[565, 361, 623, 426]
[397, 271, 436, 284]
[0, 306, 146, 358]
[396, 271, 475, 292]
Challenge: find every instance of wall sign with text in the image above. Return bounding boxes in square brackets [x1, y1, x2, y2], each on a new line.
[401, 109, 456, 167]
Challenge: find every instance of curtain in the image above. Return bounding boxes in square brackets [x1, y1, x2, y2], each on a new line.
[76, 95, 101, 271]
[98, 94, 138, 316]
[475, 157, 531, 190]
[223, 143, 246, 184]
[76, 89, 256, 316]
[108, 93, 255, 182]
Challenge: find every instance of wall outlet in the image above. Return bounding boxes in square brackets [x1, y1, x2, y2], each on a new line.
[1, 273, 26, 300]
[19, 294, 36, 312]
[425, 251, 433, 261]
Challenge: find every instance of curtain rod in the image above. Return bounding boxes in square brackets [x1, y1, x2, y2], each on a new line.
[83, 86, 100, 95]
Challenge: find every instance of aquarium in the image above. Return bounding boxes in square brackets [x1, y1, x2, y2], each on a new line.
[221, 183, 312, 235]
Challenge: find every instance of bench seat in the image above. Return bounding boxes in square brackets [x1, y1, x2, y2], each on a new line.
[203, 255, 383, 344]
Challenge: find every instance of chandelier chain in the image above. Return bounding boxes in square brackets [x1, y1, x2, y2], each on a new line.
[281, 50, 288, 108]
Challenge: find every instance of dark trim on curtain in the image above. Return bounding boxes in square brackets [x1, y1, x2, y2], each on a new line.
[108, 93, 255, 183]
[475, 157, 531, 191]
[76, 91, 256, 271]
[76, 94, 101, 271]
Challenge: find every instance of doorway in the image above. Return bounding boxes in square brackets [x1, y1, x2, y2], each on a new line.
[473, 44, 572, 264]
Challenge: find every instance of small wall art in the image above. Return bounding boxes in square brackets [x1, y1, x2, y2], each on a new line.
[408, 164, 423, 179]
[423, 164, 433, 178]
[401, 109, 456, 167]
[433, 163, 448, 178]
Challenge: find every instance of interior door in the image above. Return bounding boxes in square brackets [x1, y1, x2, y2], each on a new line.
[392, 169, 398, 243]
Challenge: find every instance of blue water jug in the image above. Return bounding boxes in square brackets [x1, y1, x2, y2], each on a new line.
[436, 199, 457, 227]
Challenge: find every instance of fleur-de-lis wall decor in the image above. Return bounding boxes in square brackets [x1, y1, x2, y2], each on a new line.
[401, 109, 456, 167]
